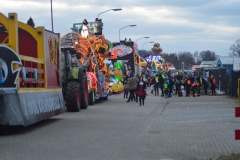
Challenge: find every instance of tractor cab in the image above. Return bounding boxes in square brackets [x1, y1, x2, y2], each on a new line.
[60, 44, 89, 112]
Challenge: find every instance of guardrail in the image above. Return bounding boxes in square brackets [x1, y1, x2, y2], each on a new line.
[19, 55, 45, 88]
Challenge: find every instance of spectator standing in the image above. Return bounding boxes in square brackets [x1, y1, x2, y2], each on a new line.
[210, 75, 217, 95]
[202, 75, 209, 95]
[185, 75, 192, 97]
[159, 72, 165, 97]
[153, 73, 160, 96]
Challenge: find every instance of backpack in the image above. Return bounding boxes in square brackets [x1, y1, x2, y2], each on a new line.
[213, 78, 216, 84]
[150, 78, 153, 84]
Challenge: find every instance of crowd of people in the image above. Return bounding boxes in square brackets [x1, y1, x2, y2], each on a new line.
[122, 70, 217, 105]
[123, 72, 148, 106]
[148, 70, 217, 98]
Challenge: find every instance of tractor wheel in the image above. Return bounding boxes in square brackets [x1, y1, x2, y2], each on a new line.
[78, 68, 88, 109]
[65, 81, 81, 112]
[88, 90, 95, 105]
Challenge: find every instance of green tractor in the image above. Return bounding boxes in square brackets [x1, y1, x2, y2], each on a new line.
[60, 46, 89, 112]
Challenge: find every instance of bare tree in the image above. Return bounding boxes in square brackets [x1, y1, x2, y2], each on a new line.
[199, 50, 216, 61]
[229, 39, 240, 57]
[178, 52, 195, 69]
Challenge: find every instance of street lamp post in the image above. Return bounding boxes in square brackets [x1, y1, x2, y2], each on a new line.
[142, 42, 154, 50]
[50, 0, 54, 32]
[119, 25, 137, 42]
[97, 8, 122, 19]
[136, 37, 150, 43]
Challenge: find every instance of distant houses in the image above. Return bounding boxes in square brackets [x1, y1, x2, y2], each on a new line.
[200, 61, 215, 68]
[192, 56, 240, 75]
[216, 56, 240, 72]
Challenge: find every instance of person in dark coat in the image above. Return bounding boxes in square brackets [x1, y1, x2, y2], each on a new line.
[195, 73, 202, 96]
[184, 76, 192, 97]
[176, 71, 183, 96]
[168, 73, 176, 97]
[202, 75, 209, 95]
[159, 72, 165, 97]
[136, 76, 146, 106]
[210, 75, 217, 95]
[127, 72, 138, 102]
[153, 73, 160, 96]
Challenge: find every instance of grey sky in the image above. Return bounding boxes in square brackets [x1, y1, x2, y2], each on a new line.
[1, 0, 240, 56]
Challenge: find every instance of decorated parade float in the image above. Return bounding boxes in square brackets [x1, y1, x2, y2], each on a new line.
[61, 18, 114, 107]
[0, 13, 65, 133]
[105, 40, 145, 92]
[108, 41, 142, 75]
[144, 43, 173, 74]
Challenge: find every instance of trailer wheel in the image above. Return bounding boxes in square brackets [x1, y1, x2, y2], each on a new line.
[88, 90, 95, 105]
[78, 68, 88, 109]
[65, 81, 81, 112]
[103, 95, 108, 100]
[0, 125, 9, 135]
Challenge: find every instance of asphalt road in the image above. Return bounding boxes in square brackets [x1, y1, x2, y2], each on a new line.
[0, 91, 240, 160]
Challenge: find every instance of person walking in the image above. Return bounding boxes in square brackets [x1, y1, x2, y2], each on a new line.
[136, 76, 147, 106]
[149, 75, 154, 94]
[135, 74, 140, 102]
[123, 76, 129, 98]
[142, 74, 148, 95]
[127, 72, 138, 102]
[210, 75, 216, 95]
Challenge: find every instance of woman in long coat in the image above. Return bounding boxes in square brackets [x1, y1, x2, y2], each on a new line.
[136, 76, 146, 106]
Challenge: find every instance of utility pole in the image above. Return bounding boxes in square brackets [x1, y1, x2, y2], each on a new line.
[50, 0, 54, 32]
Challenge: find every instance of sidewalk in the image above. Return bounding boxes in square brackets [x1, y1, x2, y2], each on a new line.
[144, 91, 240, 160]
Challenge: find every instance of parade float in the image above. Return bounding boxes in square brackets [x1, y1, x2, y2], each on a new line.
[60, 19, 112, 106]
[145, 43, 171, 74]
[105, 40, 144, 93]
[107, 61, 124, 93]
[0, 12, 65, 133]
[109, 41, 142, 76]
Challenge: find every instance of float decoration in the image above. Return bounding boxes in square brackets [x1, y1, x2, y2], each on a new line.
[151, 43, 163, 55]
[110, 44, 133, 58]
[113, 61, 123, 82]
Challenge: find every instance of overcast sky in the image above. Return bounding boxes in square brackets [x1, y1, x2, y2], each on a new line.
[1, 0, 240, 56]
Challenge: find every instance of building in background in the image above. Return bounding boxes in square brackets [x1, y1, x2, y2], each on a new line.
[216, 57, 240, 75]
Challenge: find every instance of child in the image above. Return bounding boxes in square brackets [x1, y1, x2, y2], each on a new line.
[163, 79, 169, 98]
